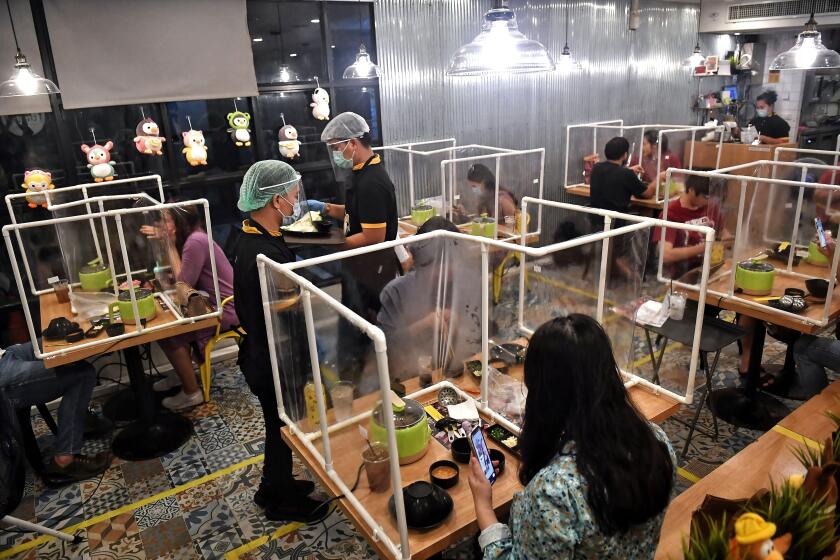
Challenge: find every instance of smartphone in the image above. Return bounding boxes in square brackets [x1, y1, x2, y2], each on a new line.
[816, 217, 828, 248]
[469, 426, 497, 485]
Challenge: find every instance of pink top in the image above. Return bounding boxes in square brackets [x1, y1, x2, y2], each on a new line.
[630, 151, 684, 183]
[179, 230, 238, 330]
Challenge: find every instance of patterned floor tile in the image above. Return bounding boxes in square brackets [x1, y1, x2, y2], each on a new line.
[192, 527, 244, 560]
[34, 531, 90, 560]
[128, 472, 173, 502]
[176, 479, 223, 513]
[182, 402, 219, 422]
[88, 533, 145, 560]
[153, 543, 200, 560]
[121, 459, 165, 486]
[203, 443, 250, 473]
[192, 416, 227, 436]
[84, 485, 133, 518]
[134, 496, 181, 531]
[166, 458, 209, 487]
[242, 439, 264, 457]
[86, 512, 139, 550]
[35, 484, 81, 519]
[139, 517, 193, 559]
[80, 466, 126, 501]
[227, 418, 264, 445]
[196, 428, 237, 455]
[161, 438, 204, 470]
[216, 463, 262, 500]
[184, 499, 239, 541]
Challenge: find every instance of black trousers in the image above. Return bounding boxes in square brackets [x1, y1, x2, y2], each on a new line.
[252, 385, 295, 492]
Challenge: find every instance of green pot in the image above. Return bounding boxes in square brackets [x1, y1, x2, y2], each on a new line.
[470, 214, 496, 238]
[78, 262, 112, 291]
[411, 204, 436, 227]
[735, 260, 775, 296]
[108, 288, 157, 324]
[369, 394, 430, 465]
[807, 241, 830, 267]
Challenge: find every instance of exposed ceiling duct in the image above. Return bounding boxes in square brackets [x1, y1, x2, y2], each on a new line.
[700, 0, 840, 33]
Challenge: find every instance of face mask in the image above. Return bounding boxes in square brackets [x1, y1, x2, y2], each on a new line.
[471, 186, 482, 196]
[292, 201, 301, 219]
[332, 143, 355, 169]
[756, 109, 768, 118]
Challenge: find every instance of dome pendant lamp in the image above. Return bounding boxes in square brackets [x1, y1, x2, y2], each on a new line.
[769, 11, 840, 70]
[0, 0, 60, 97]
[447, 0, 555, 76]
[343, 44, 381, 79]
[557, 2, 582, 72]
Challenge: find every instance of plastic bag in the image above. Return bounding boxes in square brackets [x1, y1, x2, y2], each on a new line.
[69, 290, 117, 321]
[487, 367, 527, 425]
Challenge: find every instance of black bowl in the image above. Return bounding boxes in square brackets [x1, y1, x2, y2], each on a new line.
[451, 438, 470, 464]
[489, 449, 506, 476]
[784, 287, 806, 298]
[105, 323, 125, 337]
[388, 481, 453, 530]
[429, 460, 459, 489]
[806, 278, 830, 299]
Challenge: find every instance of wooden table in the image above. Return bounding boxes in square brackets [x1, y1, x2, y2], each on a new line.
[777, 382, 840, 442]
[40, 293, 218, 459]
[655, 429, 807, 560]
[564, 184, 665, 211]
[398, 220, 541, 245]
[283, 346, 680, 559]
[683, 141, 798, 170]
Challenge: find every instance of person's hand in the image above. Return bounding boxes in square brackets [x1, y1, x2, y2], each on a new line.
[305, 200, 326, 214]
[400, 253, 414, 274]
[468, 456, 494, 509]
[818, 232, 835, 257]
[630, 164, 644, 174]
[140, 224, 162, 239]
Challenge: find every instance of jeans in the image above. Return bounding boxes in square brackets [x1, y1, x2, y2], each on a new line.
[0, 342, 95, 456]
[793, 335, 840, 396]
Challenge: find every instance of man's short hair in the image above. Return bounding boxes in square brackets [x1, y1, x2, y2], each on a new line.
[685, 175, 710, 197]
[605, 137, 630, 161]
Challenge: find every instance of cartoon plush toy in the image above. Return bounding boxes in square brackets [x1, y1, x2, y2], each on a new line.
[226, 111, 251, 147]
[278, 124, 301, 159]
[21, 169, 54, 208]
[729, 513, 791, 560]
[81, 141, 117, 182]
[182, 129, 208, 166]
[311, 88, 330, 121]
[133, 117, 165, 156]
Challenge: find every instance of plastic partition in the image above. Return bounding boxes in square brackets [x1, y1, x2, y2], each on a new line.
[258, 198, 713, 559]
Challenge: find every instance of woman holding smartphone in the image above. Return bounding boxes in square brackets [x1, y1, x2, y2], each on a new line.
[468, 315, 676, 558]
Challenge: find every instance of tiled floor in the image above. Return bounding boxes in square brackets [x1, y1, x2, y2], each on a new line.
[2, 277, 836, 560]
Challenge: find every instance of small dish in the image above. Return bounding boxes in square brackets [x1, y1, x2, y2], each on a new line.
[806, 278, 830, 299]
[451, 437, 471, 464]
[429, 460, 460, 489]
[388, 481, 454, 530]
[105, 323, 125, 337]
[437, 387, 464, 407]
[489, 449, 506, 476]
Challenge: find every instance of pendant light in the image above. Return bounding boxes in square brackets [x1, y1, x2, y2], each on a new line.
[343, 44, 381, 79]
[682, 7, 705, 70]
[557, 2, 582, 72]
[769, 11, 840, 70]
[0, 0, 60, 97]
[447, 0, 555, 76]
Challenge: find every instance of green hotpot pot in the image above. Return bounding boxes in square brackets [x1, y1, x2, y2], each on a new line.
[807, 241, 830, 267]
[411, 204, 436, 227]
[470, 213, 496, 238]
[78, 261, 113, 291]
[735, 259, 776, 296]
[108, 288, 157, 325]
[369, 392, 431, 465]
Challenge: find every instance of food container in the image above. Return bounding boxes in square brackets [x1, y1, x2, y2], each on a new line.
[369, 392, 431, 465]
[108, 288, 157, 324]
[711, 242, 725, 266]
[735, 259, 776, 296]
[78, 260, 112, 291]
[470, 213, 496, 238]
[807, 241, 830, 267]
[410, 203, 436, 227]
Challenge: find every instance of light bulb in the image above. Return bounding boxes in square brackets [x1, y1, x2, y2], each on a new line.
[13, 66, 38, 95]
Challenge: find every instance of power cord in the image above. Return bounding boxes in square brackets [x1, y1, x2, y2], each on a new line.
[309, 461, 365, 519]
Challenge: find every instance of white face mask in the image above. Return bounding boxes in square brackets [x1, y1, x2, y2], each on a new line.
[471, 185, 482, 196]
[275, 194, 301, 220]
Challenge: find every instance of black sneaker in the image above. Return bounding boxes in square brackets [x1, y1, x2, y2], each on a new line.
[254, 479, 316, 508]
[264, 495, 330, 523]
[42, 452, 111, 487]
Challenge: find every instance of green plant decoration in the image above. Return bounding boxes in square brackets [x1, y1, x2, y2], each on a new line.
[682, 513, 730, 560]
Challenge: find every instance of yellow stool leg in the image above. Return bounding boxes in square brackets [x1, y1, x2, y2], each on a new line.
[201, 343, 213, 403]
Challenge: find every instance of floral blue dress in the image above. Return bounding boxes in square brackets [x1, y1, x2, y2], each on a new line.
[479, 424, 676, 559]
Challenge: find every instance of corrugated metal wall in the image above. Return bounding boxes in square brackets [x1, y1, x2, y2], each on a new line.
[374, 0, 721, 209]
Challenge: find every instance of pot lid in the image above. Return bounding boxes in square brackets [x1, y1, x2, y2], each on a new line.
[118, 288, 154, 301]
[738, 259, 774, 273]
[373, 391, 426, 429]
[473, 213, 495, 225]
[80, 259, 108, 273]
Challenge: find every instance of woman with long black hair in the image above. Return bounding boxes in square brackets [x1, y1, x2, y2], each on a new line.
[468, 314, 675, 558]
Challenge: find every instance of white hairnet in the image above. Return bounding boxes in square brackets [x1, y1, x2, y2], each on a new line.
[321, 112, 370, 144]
[238, 160, 300, 212]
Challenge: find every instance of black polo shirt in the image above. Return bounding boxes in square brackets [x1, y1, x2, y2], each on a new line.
[589, 161, 647, 214]
[232, 219, 295, 390]
[345, 154, 398, 242]
[749, 114, 790, 139]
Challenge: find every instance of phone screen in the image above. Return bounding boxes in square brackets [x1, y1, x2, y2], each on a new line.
[470, 427, 497, 485]
[816, 217, 828, 248]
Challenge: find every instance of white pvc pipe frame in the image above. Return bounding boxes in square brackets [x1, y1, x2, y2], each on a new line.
[658, 165, 840, 328]
[5, 175, 166, 296]
[257, 198, 713, 560]
[774, 142, 840, 217]
[562, 120, 724, 202]
[2, 198, 222, 362]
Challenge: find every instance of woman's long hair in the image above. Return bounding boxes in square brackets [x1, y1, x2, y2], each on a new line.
[518, 314, 673, 534]
[167, 205, 203, 255]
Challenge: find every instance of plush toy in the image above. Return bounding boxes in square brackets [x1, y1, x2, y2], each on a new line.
[181, 130, 208, 166]
[278, 124, 301, 159]
[310, 87, 330, 121]
[21, 169, 54, 208]
[81, 141, 116, 182]
[729, 513, 791, 560]
[133, 117, 165, 156]
[226, 111, 251, 147]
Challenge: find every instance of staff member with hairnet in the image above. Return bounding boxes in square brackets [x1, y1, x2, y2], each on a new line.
[233, 160, 324, 523]
[311, 112, 400, 389]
